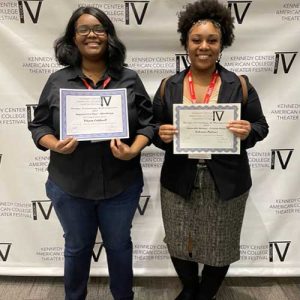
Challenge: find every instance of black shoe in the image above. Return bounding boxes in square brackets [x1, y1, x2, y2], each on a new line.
[196, 294, 216, 300]
[196, 264, 228, 300]
[175, 287, 198, 300]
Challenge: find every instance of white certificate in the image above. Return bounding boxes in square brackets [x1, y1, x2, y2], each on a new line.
[60, 88, 129, 141]
[173, 103, 241, 155]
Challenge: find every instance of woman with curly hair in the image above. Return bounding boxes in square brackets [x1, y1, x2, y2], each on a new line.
[153, 1, 268, 299]
[29, 6, 154, 300]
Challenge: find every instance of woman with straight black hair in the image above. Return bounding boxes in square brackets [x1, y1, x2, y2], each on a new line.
[29, 6, 154, 300]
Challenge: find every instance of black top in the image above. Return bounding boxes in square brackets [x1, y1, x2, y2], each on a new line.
[28, 66, 154, 200]
[153, 65, 269, 201]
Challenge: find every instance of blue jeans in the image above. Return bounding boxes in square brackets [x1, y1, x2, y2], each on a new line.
[46, 178, 143, 300]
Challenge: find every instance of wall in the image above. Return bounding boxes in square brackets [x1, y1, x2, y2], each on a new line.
[0, 0, 299, 276]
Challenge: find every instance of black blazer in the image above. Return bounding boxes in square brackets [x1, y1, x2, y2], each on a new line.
[153, 64, 269, 201]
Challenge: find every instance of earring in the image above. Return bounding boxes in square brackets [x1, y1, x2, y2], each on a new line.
[217, 52, 222, 63]
[186, 51, 191, 65]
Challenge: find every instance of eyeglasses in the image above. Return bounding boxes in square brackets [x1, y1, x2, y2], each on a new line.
[76, 25, 106, 36]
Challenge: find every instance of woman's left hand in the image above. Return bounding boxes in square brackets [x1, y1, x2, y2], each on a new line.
[227, 120, 251, 140]
[110, 139, 137, 161]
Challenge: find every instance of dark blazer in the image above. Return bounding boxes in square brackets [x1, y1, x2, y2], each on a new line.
[153, 64, 269, 201]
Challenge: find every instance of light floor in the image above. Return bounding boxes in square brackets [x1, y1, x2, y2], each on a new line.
[0, 276, 299, 300]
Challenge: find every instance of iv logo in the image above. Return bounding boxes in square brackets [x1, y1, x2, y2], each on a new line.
[227, 1, 252, 24]
[26, 104, 37, 125]
[271, 149, 294, 170]
[269, 241, 291, 262]
[32, 200, 53, 220]
[124, 1, 150, 25]
[213, 111, 224, 122]
[175, 53, 189, 73]
[18, 0, 44, 24]
[92, 242, 104, 262]
[274, 52, 298, 74]
[0, 243, 12, 262]
[137, 195, 150, 215]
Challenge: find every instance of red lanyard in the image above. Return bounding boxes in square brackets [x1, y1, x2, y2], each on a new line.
[81, 76, 111, 90]
[187, 70, 219, 104]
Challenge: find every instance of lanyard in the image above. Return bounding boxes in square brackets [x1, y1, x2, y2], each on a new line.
[81, 76, 111, 90]
[187, 70, 219, 104]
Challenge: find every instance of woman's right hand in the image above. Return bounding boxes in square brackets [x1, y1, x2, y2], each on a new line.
[39, 134, 78, 154]
[53, 137, 79, 154]
[158, 124, 178, 143]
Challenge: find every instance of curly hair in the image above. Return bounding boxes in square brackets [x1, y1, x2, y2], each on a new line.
[54, 6, 126, 72]
[178, 0, 235, 50]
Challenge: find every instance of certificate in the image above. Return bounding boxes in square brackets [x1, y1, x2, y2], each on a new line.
[173, 103, 241, 155]
[60, 88, 129, 141]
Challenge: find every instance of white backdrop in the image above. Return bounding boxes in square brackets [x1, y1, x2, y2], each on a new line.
[0, 0, 299, 276]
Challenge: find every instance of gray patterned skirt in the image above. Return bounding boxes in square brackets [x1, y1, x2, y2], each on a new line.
[161, 164, 249, 266]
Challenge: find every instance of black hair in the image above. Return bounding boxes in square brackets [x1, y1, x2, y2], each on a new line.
[54, 6, 126, 72]
[178, 0, 235, 50]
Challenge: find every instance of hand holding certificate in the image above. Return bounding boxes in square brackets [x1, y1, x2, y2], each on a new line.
[173, 103, 241, 155]
[60, 88, 129, 141]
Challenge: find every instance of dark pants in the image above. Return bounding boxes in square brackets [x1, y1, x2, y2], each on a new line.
[171, 256, 229, 300]
[46, 178, 143, 300]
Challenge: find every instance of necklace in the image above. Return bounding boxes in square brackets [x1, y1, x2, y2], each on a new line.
[187, 69, 219, 104]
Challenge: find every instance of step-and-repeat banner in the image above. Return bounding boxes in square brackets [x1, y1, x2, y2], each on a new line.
[0, 0, 299, 276]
